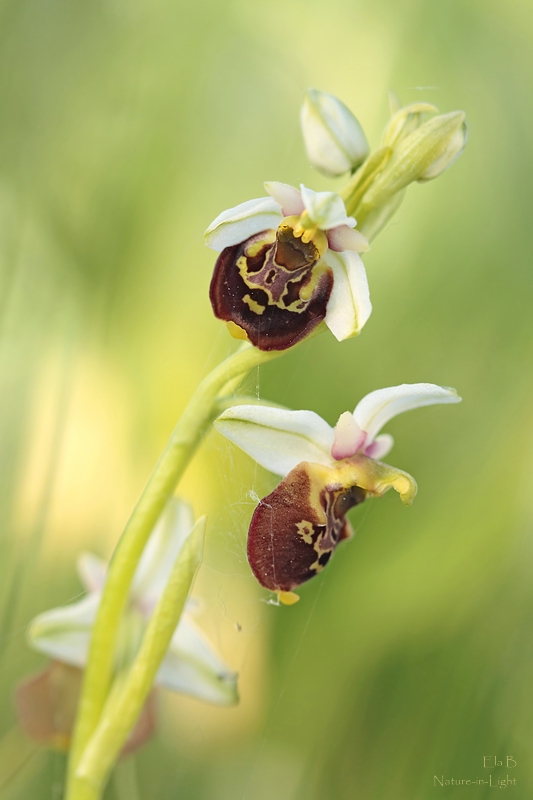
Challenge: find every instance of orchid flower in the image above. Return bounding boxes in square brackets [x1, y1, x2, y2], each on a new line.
[25, 499, 238, 727]
[206, 182, 371, 352]
[215, 384, 461, 604]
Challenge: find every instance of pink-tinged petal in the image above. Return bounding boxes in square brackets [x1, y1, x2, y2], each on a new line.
[326, 225, 370, 253]
[331, 411, 366, 460]
[264, 181, 305, 216]
[364, 433, 394, 460]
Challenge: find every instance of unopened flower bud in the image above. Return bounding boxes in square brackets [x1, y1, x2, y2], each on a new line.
[300, 89, 369, 177]
[382, 101, 439, 148]
[379, 110, 467, 193]
[353, 109, 467, 238]
[418, 120, 468, 182]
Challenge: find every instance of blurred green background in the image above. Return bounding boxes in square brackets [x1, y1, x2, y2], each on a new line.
[1, 0, 533, 797]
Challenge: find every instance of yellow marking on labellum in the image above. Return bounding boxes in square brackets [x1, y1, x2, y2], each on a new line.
[279, 216, 328, 257]
[309, 535, 334, 574]
[296, 520, 314, 545]
[296, 264, 329, 304]
[226, 321, 249, 340]
[243, 294, 265, 315]
[245, 231, 276, 257]
[278, 590, 300, 605]
[237, 255, 305, 313]
[236, 225, 330, 315]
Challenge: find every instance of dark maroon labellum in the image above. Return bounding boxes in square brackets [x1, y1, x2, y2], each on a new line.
[15, 661, 156, 754]
[247, 463, 367, 593]
[209, 228, 333, 351]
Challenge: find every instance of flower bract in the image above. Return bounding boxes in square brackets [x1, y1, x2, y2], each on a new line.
[206, 182, 371, 351]
[215, 383, 461, 603]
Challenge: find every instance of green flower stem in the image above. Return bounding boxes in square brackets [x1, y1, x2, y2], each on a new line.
[66, 342, 281, 795]
[340, 147, 392, 217]
[70, 518, 206, 798]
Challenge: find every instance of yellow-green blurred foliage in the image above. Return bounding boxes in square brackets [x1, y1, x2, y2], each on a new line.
[1, 0, 532, 797]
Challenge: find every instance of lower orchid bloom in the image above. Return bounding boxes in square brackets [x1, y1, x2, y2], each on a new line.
[205, 182, 371, 351]
[17, 499, 238, 752]
[215, 383, 461, 605]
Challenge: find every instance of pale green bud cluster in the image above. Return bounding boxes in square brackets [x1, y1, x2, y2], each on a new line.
[299, 91, 467, 242]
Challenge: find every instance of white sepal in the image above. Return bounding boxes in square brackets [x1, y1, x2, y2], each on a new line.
[354, 383, 462, 443]
[205, 197, 282, 252]
[27, 594, 100, 668]
[132, 498, 195, 616]
[300, 89, 369, 177]
[215, 405, 334, 477]
[300, 185, 355, 231]
[157, 617, 238, 706]
[77, 552, 106, 594]
[323, 249, 372, 341]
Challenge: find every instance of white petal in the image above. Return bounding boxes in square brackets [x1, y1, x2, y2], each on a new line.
[326, 225, 370, 253]
[300, 89, 369, 178]
[132, 498, 195, 615]
[354, 383, 462, 443]
[204, 197, 282, 252]
[364, 433, 394, 460]
[331, 411, 366, 460]
[27, 593, 100, 668]
[77, 552, 106, 594]
[214, 405, 334, 477]
[323, 249, 372, 341]
[300, 185, 355, 230]
[264, 181, 304, 216]
[156, 617, 238, 706]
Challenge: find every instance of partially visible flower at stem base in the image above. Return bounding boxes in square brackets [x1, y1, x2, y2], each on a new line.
[15, 662, 156, 755]
[215, 383, 461, 604]
[18, 499, 238, 752]
[206, 182, 371, 352]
